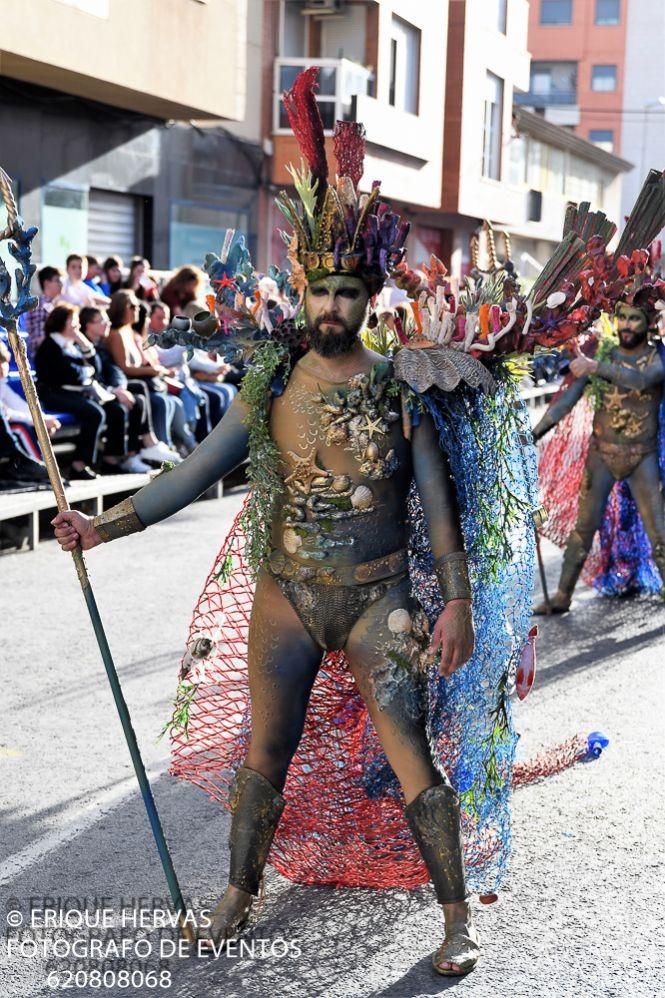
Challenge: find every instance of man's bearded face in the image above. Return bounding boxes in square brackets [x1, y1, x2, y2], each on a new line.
[615, 303, 648, 349]
[304, 275, 370, 357]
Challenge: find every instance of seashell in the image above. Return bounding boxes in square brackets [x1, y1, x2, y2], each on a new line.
[351, 485, 373, 510]
[546, 291, 567, 309]
[312, 475, 330, 488]
[388, 609, 412, 634]
[365, 441, 380, 461]
[188, 636, 214, 658]
[283, 528, 302, 554]
[328, 426, 348, 444]
[332, 475, 351, 492]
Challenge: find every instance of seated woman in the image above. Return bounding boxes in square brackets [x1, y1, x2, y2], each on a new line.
[148, 301, 212, 439]
[105, 291, 182, 464]
[160, 265, 204, 317]
[34, 304, 108, 479]
[124, 256, 158, 303]
[182, 301, 240, 423]
[100, 256, 124, 298]
[133, 303, 198, 454]
[79, 307, 176, 473]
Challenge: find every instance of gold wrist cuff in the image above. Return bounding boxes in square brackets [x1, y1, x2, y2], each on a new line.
[434, 552, 471, 602]
[92, 496, 145, 543]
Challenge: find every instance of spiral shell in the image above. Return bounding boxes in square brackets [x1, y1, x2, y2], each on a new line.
[388, 609, 412, 634]
[351, 485, 373, 510]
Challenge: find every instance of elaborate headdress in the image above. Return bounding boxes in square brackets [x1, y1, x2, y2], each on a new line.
[385, 207, 619, 365]
[277, 67, 409, 296]
[575, 169, 665, 326]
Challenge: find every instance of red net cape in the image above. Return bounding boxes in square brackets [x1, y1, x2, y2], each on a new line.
[169, 497, 589, 892]
[537, 388, 604, 583]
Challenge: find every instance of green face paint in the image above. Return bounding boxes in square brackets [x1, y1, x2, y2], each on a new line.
[304, 275, 370, 337]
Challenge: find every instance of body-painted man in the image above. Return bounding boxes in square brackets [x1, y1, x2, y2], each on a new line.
[54, 271, 484, 975]
[534, 297, 665, 613]
[51, 72, 488, 973]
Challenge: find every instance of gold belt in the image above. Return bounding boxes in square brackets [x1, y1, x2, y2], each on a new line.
[594, 438, 656, 459]
[267, 547, 408, 586]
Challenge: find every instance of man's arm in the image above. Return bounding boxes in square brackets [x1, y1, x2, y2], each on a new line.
[52, 396, 251, 549]
[575, 353, 664, 392]
[411, 411, 474, 676]
[532, 375, 587, 441]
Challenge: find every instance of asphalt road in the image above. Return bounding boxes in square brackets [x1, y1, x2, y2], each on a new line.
[1, 492, 663, 998]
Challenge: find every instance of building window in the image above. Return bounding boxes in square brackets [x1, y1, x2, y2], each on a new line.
[170, 200, 251, 268]
[529, 61, 577, 103]
[388, 15, 421, 115]
[491, 0, 507, 33]
[41, 185, 89, 268]
[591, 64, 617, 91]
[595, 0, 620, 25]
[482, 72, 504, 181]
[589, 129, 614, 152]
[540, 0, 572, 25]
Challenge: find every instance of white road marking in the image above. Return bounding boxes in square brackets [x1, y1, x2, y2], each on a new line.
[0, 761, 169, 886]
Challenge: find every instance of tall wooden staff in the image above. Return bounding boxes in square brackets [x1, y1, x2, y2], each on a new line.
[0, 167, 195, 944]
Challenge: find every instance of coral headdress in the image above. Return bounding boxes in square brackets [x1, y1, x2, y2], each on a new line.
[277, 67, 409, 296]
[575, 169, 665, 326]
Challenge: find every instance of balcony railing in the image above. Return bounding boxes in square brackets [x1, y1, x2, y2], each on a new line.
[273, 57, 373, 134]
[514, 90, 577, 106]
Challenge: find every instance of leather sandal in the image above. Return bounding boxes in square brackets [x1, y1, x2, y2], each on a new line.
[432, 907, 481, 976]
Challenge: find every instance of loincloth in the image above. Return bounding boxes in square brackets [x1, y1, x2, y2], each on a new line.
[591, 438, 657, 480]
[266, 548, 408, 651]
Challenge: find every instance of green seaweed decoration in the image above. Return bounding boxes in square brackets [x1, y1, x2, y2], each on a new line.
[585, 322, 619, 411]
[459, 361, 536, 582]
[157, 681, 198, 742]
[458, 670, 512, 817]
[238, 340, 291, 573]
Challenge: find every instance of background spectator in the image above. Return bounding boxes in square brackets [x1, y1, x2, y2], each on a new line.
[0, 406, 51, 486]
[61, 254, 110, 309]
[79, 307, 154, 474]
[160, 265, 204, 316]
[124, 256, 158, 302]
[34, 304, 108, 479]
[24, 265, 63, 360]
[0, 340, 60, 460]
[149, 301, 214, 437]
[100, 256, 124, 297]
[182, 301, 240, 418]
[133, 303, 197, 454]
[84, 256, 105, 296]
[106, 291, 182, 464]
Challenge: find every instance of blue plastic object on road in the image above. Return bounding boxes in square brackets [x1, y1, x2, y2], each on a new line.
[587, 731, 610, 758]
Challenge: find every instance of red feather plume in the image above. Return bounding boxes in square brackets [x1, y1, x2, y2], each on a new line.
[333, 121, 366, 191]
[282, 67, 329, 204]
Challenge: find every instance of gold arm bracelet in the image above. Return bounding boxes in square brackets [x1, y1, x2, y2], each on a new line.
[433, 552, 471, 602]
[92, 496, 145, 543]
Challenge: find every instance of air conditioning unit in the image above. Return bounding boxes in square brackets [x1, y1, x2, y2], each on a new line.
[302, 0, 345, 15]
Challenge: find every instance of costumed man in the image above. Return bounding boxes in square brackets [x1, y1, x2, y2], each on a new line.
[52, 71, 614, 977]
[533, 174, 665, 613]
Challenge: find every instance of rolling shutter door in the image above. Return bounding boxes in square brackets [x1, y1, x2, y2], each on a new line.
[87, 189, 140, 262]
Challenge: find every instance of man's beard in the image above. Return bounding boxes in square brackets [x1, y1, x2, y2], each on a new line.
[618, 328, 647, 349]
[308, 315, 359, 357]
